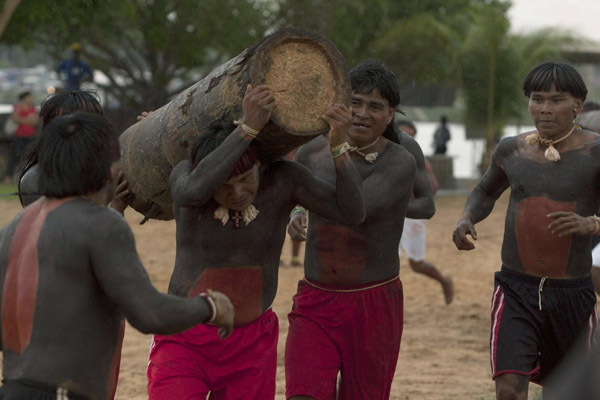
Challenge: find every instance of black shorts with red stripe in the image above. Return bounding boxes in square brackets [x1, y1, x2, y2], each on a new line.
[489, 266, 597, 385]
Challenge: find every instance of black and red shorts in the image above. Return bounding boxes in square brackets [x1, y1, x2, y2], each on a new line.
[490, 266, 597, 385]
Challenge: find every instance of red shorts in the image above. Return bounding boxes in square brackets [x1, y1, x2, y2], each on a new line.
[285, 277, 403, 400]
[147, 309, 278, 400]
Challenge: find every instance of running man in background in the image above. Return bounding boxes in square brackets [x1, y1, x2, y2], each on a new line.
[397, 119, 453, 304]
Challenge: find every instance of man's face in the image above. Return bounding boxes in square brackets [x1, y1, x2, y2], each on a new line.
[348, 89, 394, 146]
[213, 164, 259, 211]
[528, 83, 582, 139]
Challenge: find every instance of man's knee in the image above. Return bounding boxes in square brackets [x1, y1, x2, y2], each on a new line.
[495, 373, 529, 400]
[409, 259, 425, 272]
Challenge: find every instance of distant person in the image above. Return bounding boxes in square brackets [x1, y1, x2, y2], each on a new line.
[397, 119, 453, 304]
[0, 112, 234, 400]
[7, 91, 38, 182]
[433, 115, 451, 154]
[452, 61, 598, 399]
[57, 42, 94, 90]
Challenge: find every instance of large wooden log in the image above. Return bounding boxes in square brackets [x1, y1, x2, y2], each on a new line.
[119, 28, 350, 221]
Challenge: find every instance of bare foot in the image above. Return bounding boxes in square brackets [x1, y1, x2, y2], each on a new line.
[442, 277, 454, 305]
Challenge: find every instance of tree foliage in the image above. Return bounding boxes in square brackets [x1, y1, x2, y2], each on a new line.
[1, 0, 270, 117]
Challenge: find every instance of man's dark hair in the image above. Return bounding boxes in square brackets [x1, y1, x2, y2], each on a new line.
[18, 90, 104, 179]
[40, 90, 103, 128]
[523, 62, 588, 101]
[191, 123, 257, 178]
[350, 59, 401, 144]
[38, 113, 120, 198]
[18, 91, 31, 101]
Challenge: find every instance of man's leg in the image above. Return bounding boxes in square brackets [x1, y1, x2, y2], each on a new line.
[408, 259, 454, 304]
[495, 373, 530, 400]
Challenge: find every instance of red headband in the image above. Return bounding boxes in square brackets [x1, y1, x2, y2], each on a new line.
[229, 146, 258, 179]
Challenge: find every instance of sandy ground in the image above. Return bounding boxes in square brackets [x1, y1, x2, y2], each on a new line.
[0, 192, 545, 399]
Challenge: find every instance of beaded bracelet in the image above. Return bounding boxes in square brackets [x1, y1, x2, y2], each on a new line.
[234, 120, 260, 138]
[330, 142, 351, 159]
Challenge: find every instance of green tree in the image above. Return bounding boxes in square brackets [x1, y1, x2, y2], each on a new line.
[1, 0, 269, 125]
[455, 2, 573, 172]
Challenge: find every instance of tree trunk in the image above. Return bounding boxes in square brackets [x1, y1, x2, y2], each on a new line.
[119, 28, 350, 221]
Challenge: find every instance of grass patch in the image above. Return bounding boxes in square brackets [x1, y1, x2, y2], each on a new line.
[0, 182, 19, 201]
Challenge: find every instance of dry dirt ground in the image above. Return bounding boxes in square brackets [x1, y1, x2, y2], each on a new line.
[0, 192, 545, 399]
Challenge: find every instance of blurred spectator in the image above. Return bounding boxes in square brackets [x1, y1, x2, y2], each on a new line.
[433, 115, 451, 155]
[57, 43, 93, 90]
[7, 91, 38, 182]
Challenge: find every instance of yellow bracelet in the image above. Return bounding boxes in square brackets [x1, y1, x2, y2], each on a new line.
[590, 215, 600, 235]
[234, 120, 260, 138]
[330, 142, 351, 159]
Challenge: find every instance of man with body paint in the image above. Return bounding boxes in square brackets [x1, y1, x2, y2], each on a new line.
[146, 84, 365, 399]
[453, 62, 598, 400]
[0, 113, 234, 400]
[284, 59, 435, 399]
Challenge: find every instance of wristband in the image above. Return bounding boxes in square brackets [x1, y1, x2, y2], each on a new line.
[590, 215, 600, 235]
[330, 142, 351, 159]
[291, 206, 306, 216]
[199, 292, 217, 323]
[234, 119, 259, 138]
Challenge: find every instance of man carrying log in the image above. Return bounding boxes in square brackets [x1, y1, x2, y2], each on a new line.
[453, 62, 598, 399]
[146, 84, 365, 399]
[284, 59, 435, 399]
[0, 113, 234, 400]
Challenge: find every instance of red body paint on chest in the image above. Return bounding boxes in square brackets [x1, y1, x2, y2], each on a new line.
[515, 196, 575, 278]
[313, 223, 367, 284]
[190, 267, 262, 326]
[2, 199, 68, 353]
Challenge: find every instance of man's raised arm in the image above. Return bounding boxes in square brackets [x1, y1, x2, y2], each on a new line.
[171, 84, 276, 207]
[291, 104, 365, 225]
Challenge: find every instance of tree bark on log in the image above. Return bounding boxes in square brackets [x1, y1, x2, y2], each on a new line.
[119, 28, 350, 221]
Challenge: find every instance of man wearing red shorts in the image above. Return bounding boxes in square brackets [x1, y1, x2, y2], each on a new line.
[285, 60, 435, 399]
[453, 62, 598, 399]
[146, 84, 365, 399]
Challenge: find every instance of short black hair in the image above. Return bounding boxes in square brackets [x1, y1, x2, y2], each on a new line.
[523, 62, 587, 101]
[40, 90, 103, 128]
[38, 113, 120, 198]
[190, 122, 258, 178]
[397, 119, 416, 133]
[350, 59, 401, 144]
[17, 90, 104, 181]
[18, 91, 31, 101]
